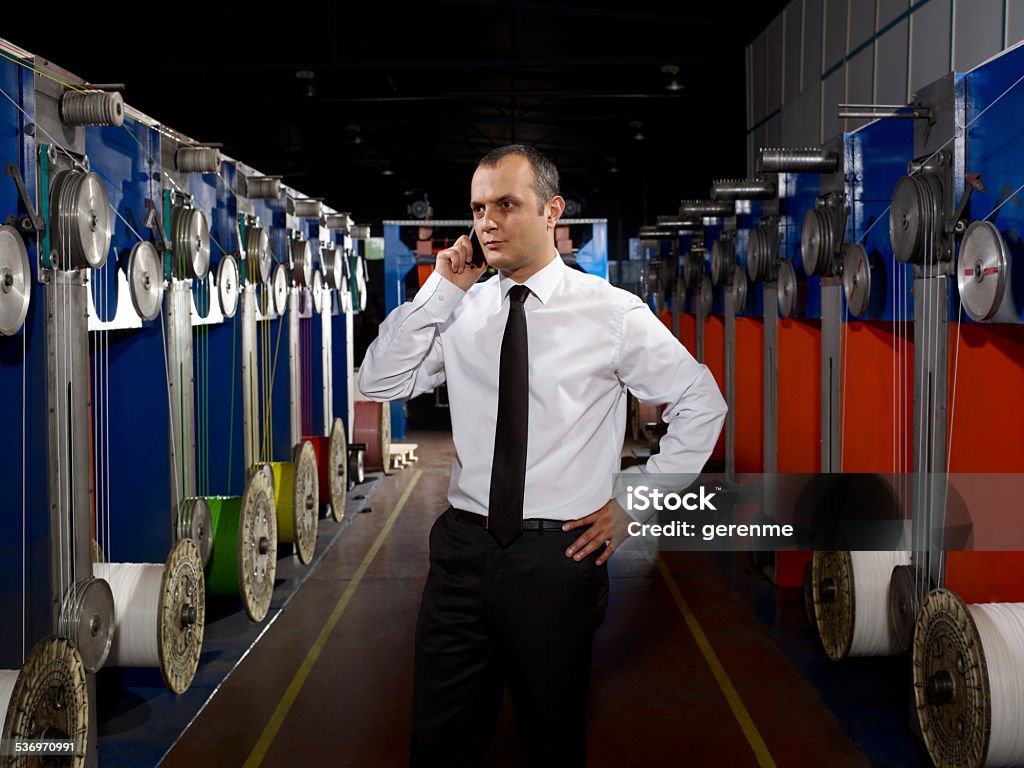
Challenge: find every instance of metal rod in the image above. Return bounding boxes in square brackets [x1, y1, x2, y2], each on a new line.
[837, 111, 928, 119]
[678, 199, 735, 217]
[758, 147, 838, 174]
[710, 179, 777, 201]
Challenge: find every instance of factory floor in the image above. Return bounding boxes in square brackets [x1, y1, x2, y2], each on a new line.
[159, 431, 897, 768]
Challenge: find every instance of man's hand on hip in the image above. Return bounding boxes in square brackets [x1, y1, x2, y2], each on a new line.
[436, 235, 486, 291]
[562, 499, 633, 566]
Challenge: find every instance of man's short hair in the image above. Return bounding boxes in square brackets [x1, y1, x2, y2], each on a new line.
[477, 145, 560, 213]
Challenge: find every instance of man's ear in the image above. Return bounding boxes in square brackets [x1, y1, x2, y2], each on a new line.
[546, 195, 566, 229]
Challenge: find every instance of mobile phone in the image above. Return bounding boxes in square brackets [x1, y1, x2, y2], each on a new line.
[468, 226, 486, 268]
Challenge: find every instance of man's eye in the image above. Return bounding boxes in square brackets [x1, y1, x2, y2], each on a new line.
[502, 200, 514, 208]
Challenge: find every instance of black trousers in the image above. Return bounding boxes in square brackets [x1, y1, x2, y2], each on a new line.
[410, 507, 610, 768]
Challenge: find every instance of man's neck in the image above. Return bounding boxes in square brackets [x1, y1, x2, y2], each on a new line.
[499, 250, 557, 284]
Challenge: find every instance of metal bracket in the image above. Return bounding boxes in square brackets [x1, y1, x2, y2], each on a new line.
[5, 162, 42, 233]
[947, 173, 985, 235]
[144, 198, 170, 253]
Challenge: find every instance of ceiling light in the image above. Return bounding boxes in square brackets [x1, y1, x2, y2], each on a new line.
[629, 120, 645, 141]
[381, 169, 395, 176]
[661, 64, 684, 92]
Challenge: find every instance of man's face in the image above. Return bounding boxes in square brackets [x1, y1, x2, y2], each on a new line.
[470, 155, 561, 278]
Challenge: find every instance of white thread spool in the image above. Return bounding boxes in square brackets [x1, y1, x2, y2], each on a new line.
[0, 669, 19, 726]
[93, 563, 162, 667]
[849, 550, 910, 655]
[971, 602, 1024, 765]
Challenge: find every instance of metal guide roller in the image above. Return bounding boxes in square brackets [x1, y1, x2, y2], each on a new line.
[1, 636, 89, 767]
[93, 538, 206, 694]
[698, 274, 712, 318]
[311, 269, 325, 314]
[321, 244, 343, 291]
[269, 441, 320, 565]
[288, 198, 322, 219]
[957, 220, 1015, 322]
[350, 225, 371, 240]
[59, 89, 123, 127]
[57, 577, 115, 673]
[682, 249, 705, 292]
[710, 178, 777, 201]
[292, 238, 313, 287]
[217, 253, 240, 318]
[170, 205, 210, 280]
[890, 173, 944, 265]
[246, 225, 272, 284]
[271, 263, 289, 315]
[678, 199, 735, 218]
[801, 208, 836, 277]
[177, 496, 213, 567]
[842, 243, 872, 316]
[243, 176, 281, 200]
[729, 265, 747, 312]
[776, 259, 804, 318]
[710, 237, 735, 287]
[758, 147, 838, 174]
[0, 225, 31, 335]
[50, 169, 112, 270]
[747, 225, 779, 283]
[324, 213, 352, 232]
[127, 240, 164, 321]
[175, 147, 222, 174]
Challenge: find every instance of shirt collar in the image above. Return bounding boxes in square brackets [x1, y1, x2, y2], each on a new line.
[496, 249, 565, 307]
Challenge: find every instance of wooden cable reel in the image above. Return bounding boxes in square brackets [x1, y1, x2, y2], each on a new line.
[354, 401, 391, 475]
[269, 441, 320, 564]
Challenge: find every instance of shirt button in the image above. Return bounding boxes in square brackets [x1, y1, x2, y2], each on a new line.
[438, 295, 445, 302]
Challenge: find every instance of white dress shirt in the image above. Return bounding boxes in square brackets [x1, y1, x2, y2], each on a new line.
[358, 252, 727, 521]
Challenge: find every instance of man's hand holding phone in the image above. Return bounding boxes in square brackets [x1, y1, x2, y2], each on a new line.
[435, 231, 487, 291]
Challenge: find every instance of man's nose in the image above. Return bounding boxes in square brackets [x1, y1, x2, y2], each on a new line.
[481, 209, 498, 230]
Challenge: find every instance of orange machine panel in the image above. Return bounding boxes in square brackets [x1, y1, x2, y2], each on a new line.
[734, 318, 764, 473]
[777, 318, 822, 474]
[678, 312, 697, 357]
[416, 264, 434, 287]
[944, 323, 1024, 603]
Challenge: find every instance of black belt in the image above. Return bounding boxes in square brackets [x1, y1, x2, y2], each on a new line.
[452, 508, 567, 532]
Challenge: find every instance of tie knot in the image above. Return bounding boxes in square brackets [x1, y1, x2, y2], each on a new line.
[508, 285, 530, 305]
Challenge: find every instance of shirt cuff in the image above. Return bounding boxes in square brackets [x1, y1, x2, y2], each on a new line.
[413, 270, 467, 323]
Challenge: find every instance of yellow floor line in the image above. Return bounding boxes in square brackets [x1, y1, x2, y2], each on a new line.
[243, 469, 423, 767]
[656, 555, 777, 768]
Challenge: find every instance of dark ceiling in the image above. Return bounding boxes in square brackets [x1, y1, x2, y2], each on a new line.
[11, 1, 786, 250]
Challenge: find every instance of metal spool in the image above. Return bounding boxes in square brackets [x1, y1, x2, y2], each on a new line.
[177, 496, 213, 567]
[156, 538, 205, 693]
[355, 401, 391, 475]
[913, 589, 990, 768]
[59, 89, 123, 127]
[354, 255, 367, 311]
[682, 250, 705, 291]
[1, 636, 89, 766]
[747, 226, 778, 283]
[271, 263, 289, 315]
[321, 245, 342, 291]
[351, 225, 371, 240]
[217, 253, 240, 318]
[801, 208, 836, 277]
[311, 269, 325, 314]
[812, 551, 855, 661]
[678, 199, 735, 217]
[288, 198, 322, 219]
[709, 178, 777, 201]
[758, 147, 838, 174]
[711, 238, 735, 286]
[292, 239, 313, 287]
[0, 225, 31, 335]
[50, 170, 112, 270]
[698, 274, 713, 318]
[776, 259, 803, 318]
[127, 240, 163, 321]
[957, 221, 1012, 321]
[270, 442, 319, 565]
[324, 213, 352, 232]
[890, 173, 944, 265]
[746, 229, 764, 283]
[170, 206, 211, 280]
[244, 177, 281, 200]
[245, 226, 272, 284]
[729, 265, 748, 312]
[888, 564, 922, 655]
[57, 577, 115, 673]
[175, 147, 222, 174]
[843, 243, 872, 316]
[327, 418, 348, 521]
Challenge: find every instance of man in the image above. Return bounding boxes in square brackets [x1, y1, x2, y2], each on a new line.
[359, 145, 727, 767]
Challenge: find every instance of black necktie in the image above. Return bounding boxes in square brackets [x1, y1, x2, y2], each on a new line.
[488, 284, 530, 547]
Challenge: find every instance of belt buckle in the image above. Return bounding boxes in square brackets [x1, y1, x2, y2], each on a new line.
[482, 514, 489, 530]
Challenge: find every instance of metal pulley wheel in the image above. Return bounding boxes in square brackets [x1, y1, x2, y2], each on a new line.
[887, 564, 921, 655]
[127, 240, 163, 321]
[0, 225, 31, 335]
[311, 269, 325, 314]
[1, 636, 89, 767]
[239, 467, 278, 622]
[340, 270, 352, 314]
[746, 229, 764, 283]
[353, 254, 367, 312]
[59, 90, 124, 127]
[246, 225, 272, 284]
[842, 243, 872, 316]
[890, 173, 944, 265]
[682, 250, 704, 291]
[729, 265, 748, 313]
[710, 238, 735, 286]
[776, 259, 802, 318]
[802, 207, 836, 277]
[171, 206, 210, 280]
[321, 244, 342, 291]
[178, 496, 213, 567]
[271, 263, 289, 315]
[217, 253, 240, 318]
[50, 170, 112, 270]
[748, 226, 778, 282]
[156, 538, 205, 693]
[912, 589, 990, 768]
[349, 445, 366, 486]
[57, 577, 115, 673]
[812, 551, 855, 661]
[698, 274, 713, 318]
[327, 418, 348, 521]
[957, 220, 1011, 321]
[292, 239, 313, 287]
